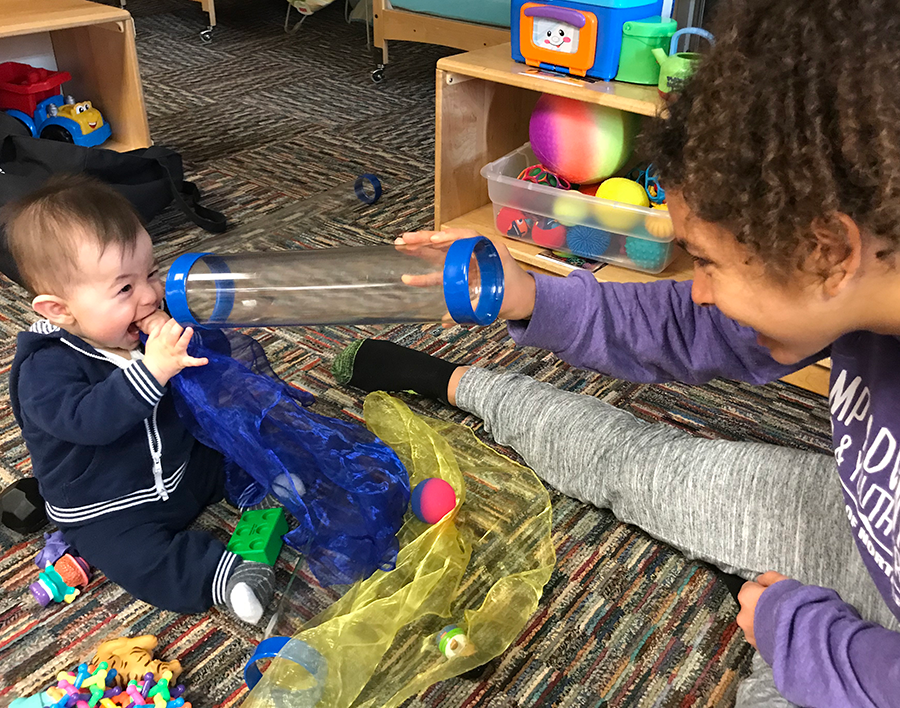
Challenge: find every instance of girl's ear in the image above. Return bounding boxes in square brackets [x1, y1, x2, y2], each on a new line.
[808, 214, 862, 297]
[32, 295, 75, 326]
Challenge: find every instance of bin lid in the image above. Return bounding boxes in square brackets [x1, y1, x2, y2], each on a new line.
[623, 16, 678, 37]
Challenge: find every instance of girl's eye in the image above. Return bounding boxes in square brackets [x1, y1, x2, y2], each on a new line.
[120, 284, 133, 294]
[148, 269, 160, 280]
[692, 256, 712, 268]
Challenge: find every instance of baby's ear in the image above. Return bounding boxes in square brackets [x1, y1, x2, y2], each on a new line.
[31, 294, 74, 325]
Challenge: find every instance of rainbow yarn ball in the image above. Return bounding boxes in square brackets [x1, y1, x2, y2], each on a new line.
[625, 237, 671, 272]
[566, 226, 611, 259]
[411, 478, 457, 524]
[529, 94, 638, 184]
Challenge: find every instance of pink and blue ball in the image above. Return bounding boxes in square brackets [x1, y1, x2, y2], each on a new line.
[411, 478, 457, 524]
[529, 94, 637, 184]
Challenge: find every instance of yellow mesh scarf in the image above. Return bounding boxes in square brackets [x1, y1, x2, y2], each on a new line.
[243, 392, 555, 708]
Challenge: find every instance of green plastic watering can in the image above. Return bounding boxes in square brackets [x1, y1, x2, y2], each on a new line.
[652, 27, 715, 96]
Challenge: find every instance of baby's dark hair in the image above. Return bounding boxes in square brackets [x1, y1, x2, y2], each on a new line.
[643, 0, 900, 278]
[0, 174, 144, 296]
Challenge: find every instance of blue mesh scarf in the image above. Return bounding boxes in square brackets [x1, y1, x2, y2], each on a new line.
[168, 329, 410, 586]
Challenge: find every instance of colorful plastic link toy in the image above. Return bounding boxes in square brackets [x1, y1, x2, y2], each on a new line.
[10, 663, 189, 708]
[517, 163, 572, 190]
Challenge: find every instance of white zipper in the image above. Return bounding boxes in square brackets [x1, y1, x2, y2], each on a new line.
[144, 403, 168, 501]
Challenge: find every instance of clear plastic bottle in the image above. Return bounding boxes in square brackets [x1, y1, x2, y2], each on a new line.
[165, 236, 504, 328]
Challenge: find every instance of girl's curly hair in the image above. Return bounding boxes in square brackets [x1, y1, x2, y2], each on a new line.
[643, 0, 900, 277]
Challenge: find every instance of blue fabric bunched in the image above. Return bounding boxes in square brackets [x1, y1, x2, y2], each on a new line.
[169, 329, 410, 586]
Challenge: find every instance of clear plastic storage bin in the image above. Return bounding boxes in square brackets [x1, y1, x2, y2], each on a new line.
[480, 143, 677, 274]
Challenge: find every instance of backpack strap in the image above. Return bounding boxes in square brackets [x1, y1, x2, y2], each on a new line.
[143, 146, 227, 233]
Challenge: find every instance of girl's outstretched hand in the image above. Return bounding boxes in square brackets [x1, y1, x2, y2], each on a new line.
[397, 228, 537, 326]
[737, 571, 790, 648]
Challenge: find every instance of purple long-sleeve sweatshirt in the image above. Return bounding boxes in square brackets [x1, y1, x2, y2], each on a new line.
[508, 271, 900, 707]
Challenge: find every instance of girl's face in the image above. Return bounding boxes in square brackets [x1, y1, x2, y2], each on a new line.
[667, 193, 846, 365]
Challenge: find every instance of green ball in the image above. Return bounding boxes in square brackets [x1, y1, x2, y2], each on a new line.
[625, 237, 671, 272]
[552, 196, 591, 226]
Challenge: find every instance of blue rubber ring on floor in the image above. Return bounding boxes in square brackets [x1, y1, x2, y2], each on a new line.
[354, 174, 382, 204]
[244, 636, 327, 704]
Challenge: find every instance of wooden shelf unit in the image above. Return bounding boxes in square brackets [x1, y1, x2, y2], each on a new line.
[0, 0, 151, 152]
[434, 43, 830, 395]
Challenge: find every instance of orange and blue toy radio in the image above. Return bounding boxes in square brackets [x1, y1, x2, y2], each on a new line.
[511, 0, 664, 80]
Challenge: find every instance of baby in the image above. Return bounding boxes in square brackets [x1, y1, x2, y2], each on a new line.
[3, 175, 273, 623]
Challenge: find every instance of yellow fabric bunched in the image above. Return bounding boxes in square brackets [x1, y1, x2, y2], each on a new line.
[244, 392, 555, 708]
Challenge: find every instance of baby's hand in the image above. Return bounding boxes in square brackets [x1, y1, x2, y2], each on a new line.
[142, 317, 208, 385]
[136, 309, 171, 336]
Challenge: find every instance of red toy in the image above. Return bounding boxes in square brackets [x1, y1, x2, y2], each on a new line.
[0, 62, 71, 115]
[532, 218, 568, 248]
[495, 207, 534, 239]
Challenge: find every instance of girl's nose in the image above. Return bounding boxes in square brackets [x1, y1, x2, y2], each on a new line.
[691, 268, 714, 307]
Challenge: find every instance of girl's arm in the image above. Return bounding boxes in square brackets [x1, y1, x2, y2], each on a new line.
[508, 272, 823, 384]
[755, 579, 900, 707]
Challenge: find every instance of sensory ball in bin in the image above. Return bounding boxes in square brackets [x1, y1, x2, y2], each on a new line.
[529, 94, 637, 184]
[411, 478, 457, 524]
[566, 225, 611, 259]
[532, 218, 567, 248]
[626, 236, 671, 271]
[644, 203, 675, 238]
[593, 178, 650, 232]
[551, 196, 591, 227]
[495, 207, 534, 239]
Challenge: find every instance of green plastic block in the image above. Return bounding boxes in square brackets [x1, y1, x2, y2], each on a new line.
[227, 508, 289, 565]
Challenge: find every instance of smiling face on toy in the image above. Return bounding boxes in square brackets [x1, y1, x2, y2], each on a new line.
[533, 18, 579, 54]
[57, 101, 105, 134]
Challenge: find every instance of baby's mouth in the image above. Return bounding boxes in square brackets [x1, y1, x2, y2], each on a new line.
[128, 322, 140, 337]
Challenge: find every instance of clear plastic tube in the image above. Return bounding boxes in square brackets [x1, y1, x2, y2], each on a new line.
[165, 237, 504, 328]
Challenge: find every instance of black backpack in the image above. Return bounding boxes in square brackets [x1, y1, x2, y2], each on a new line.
[0, 114, 226, 287]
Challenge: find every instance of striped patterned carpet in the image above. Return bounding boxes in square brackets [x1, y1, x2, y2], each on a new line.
[0, 1, 834, 706]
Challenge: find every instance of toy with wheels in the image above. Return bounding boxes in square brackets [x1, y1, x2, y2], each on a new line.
[5, 94, 111, 147]
[0, 62, 111, 147]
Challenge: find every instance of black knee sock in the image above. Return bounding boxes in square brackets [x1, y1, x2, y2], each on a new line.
[332, 339, 459, 402]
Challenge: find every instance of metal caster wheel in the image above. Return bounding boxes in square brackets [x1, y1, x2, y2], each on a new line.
[200, 26, 214, 43]
[371, 65, 385, 84]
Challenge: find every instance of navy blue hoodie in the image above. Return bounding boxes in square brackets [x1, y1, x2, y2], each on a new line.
[9, 320, 196, 526]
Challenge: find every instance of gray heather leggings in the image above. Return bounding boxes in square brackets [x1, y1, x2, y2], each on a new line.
[456, 368, 899, 708]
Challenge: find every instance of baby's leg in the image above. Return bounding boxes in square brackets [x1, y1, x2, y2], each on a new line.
[63, 520, 274, 623]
